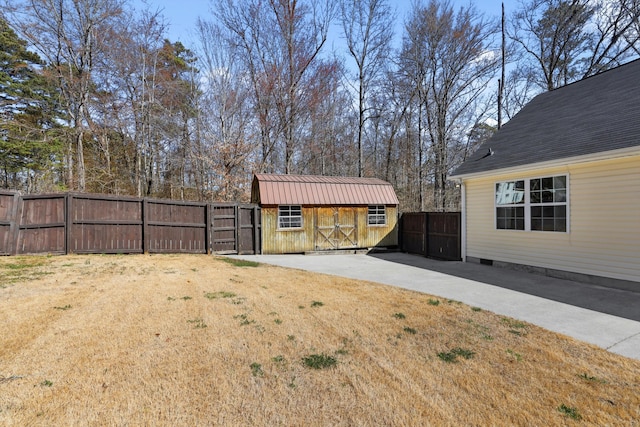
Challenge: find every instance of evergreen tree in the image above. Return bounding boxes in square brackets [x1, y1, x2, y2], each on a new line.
[0, 18, 64, 192]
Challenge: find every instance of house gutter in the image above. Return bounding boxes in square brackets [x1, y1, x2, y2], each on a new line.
[460, 181, 466, 263]
[449, 146, 640, 181]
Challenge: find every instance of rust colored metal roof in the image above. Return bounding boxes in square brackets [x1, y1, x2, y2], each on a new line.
[252, 173, 399, 206]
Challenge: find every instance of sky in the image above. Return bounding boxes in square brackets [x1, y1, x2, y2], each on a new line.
[133, 0, 511, 51]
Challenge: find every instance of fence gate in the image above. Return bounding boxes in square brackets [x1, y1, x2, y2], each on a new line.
[426, 212, 461, 261]
[400, 212, 461, 261]
[399, 212, 427, 256]
[314, 207, 358, 250]
[237, 205, 261, 255]
[211, 204, 261, 254]
[210, 204, 237, 253]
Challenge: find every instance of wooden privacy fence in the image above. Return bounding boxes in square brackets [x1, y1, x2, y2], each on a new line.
[0, 191, 261, 256]
[399, 212, 461, 261]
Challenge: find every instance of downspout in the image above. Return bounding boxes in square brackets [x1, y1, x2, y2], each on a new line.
[449, 175, 466, 261]
[460, 180, 466, 262]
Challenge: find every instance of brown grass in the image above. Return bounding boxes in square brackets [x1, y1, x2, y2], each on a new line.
[0, 254, 638, 426]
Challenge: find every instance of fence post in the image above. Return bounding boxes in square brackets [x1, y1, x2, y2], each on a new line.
[424, 212, 429, 258]
[398, 213, 403, 252]
[234, 203, 239, 253]
[253, 205, 261, 255]
[142, 198, 148, 253]
[206, 203, 212, 255]
[65, 193, 72, 254]
[8, 192, 21, 255]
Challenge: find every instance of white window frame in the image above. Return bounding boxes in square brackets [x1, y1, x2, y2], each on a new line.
[494, 174, 569, 233]
[278, 205, 302, 229]
[368, 205, 387, 226]
[495, 180, 525, 231]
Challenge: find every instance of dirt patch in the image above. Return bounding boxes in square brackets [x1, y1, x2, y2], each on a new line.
[1, 254, 639, 425]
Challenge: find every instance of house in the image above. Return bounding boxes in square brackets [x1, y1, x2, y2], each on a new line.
[449, 59, 640, 288]
[251, 173, 399, 254]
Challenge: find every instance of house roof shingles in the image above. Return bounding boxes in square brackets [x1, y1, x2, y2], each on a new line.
[252, 173, 399, 205]
[450, 59, 640, 178]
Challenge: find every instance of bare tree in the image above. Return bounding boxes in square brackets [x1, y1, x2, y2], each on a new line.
[400, 0, 499, 211]
[102, 6, 169, 197]
[339, 0, 394, 177]
[510, 0, 593, 91]
[196, 19, 255, 201]
[5, 0, 125, 191]
[582, 0, 640, 76]
[376, 72, 413, 184]
[510, 0, 640, 93]
[501, 67, 539, 120]
[298, 60, 357, 177]
[380, 79, 422, 211]
[398, 9, 429, 210]
[215, 0, 334, 174]
[100, 7, 200, 200]
[267, 0, 335, 174]
[215, 0, 283, 172]
[632, 0, 640, 54]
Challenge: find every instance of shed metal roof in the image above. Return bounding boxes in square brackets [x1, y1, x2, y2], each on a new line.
[450, 58, 640, 178]
[252, 173, 399, 206]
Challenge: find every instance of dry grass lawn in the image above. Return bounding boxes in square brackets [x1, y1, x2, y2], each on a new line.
[0, 254, 639, 426]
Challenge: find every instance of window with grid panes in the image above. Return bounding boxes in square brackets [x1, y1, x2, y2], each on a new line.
[529, 176, 567, 231]
[278, 205, 302, 229]
[495, 180, 525, 230]
[495, 175, 567, 232]
[368, 205, 386, 225]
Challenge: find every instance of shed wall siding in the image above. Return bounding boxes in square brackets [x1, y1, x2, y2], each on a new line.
[464, 155, 640, 282]
[261, 207, 315, 254]
[261, 206, 398, 254]
[357, 206, 398, 248]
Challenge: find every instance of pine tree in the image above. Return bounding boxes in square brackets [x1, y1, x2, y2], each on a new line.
[0, 18, 63, 191]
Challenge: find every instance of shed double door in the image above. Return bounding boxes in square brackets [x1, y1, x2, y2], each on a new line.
[314, 207, 358, 250]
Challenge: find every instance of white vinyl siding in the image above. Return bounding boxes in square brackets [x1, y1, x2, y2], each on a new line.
[464, 155, 640, 282]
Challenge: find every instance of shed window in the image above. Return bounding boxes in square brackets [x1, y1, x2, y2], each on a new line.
[495, 175, 568, 232]
[368, 205, 386, 225]
[278, 205, 302, 229]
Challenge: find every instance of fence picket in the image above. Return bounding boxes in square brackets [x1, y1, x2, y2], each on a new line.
[0, 192, 261, 256]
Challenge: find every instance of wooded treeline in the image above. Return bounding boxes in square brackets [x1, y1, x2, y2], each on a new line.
[1, 0, 639, 211]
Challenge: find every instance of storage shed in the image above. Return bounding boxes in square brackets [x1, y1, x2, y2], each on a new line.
[251, 173, 399, 254]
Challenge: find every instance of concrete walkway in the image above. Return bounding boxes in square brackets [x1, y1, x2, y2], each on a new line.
[233, 252, 640, 361]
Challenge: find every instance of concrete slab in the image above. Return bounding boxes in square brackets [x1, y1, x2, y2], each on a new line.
[232, 252, 640, 361]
